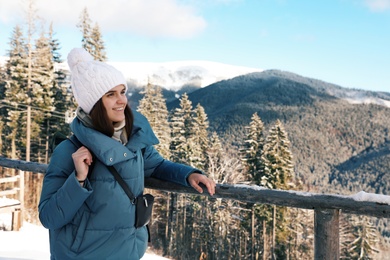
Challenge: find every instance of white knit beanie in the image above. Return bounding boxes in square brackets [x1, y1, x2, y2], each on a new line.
[67, 48, 128, 114]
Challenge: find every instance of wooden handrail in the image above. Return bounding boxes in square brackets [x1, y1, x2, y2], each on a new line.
[2, 156, 389, 218]
[1, 156, 390, 259]
[0, 156, 47, 174]
[145, 177, 390, 218]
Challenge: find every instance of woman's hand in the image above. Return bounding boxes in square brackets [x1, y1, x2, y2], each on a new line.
[72, 146, 93, 182]
[187, 173, 216, 196]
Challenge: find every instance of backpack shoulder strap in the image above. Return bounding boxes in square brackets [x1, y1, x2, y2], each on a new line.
[68, 135, 82, 149]
[68, 135, 95, 178]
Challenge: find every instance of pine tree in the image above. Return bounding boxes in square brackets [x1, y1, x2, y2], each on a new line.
[90, 23, 107, 61]
[77, 8, 107, 61]
[184, 106, 210, 257]
[348, 216, 380, 259]
[206, 132, 223, 182]
[261, 119, 294, 190]
[168, 94, 218, 259]
[261, 119, 295, 258]
[170, 93, 195, 165]
[242, 112, 265, 183]
[25, 0, 38, 162]
[191, 104, 209, 170]
[241, 112, 269, 260]
[137, 82, 172, 252]
[33, 31, 54, 109]
[77, 7, 93, 54]
[286, 208, 314, 259]
[196, 133, 247, 259]
[0, 62, 7, 155]
[32, 29, 55, 162]
[138, 82, 171, 158]
[169, 93, 196, 258]
[4, 25, 29, 159]
[0, 59, 6, 99]
[340, 214, 355, 259]
[48, 22, 74, 142]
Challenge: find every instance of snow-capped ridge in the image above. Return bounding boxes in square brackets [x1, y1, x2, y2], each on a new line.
[52, 58, 262, 91]
[108, 60, 262, 91]
[2, 56, 389, 107]
[246, 69, 390, 108]
[326, 87, 390, 108]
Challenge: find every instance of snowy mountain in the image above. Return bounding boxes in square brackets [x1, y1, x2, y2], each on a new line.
[1, 56, 262, 91]
[56, 59, 263, 91]
[325, 86, 390, 107]
[2, 56, 389, 107]
[96, 60, 262, 91]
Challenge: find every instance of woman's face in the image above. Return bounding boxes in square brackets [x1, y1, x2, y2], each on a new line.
[102, 84, 127, 124]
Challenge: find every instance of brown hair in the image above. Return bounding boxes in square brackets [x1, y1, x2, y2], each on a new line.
[89, 99, 133, 138]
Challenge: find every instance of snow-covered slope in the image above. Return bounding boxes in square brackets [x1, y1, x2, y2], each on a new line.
[109, 60, 262, 91]
[325, 86, 390, 108]
[0, 218, 169, 260]
[1, 55, 262, 90]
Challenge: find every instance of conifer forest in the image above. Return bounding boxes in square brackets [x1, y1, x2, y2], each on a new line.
[1, 2, 389, 259]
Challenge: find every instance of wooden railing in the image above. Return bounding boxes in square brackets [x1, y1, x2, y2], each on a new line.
[1, 156, 390, 259]
[0, 165, 24, 231]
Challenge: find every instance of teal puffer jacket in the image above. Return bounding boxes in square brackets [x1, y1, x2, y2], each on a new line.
[39, 111, 200, 260]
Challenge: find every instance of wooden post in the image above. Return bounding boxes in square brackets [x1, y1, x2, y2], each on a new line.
[272, 205, 276, 260]
[251, 206, 255, 260]
[18, 170, 25, 229]
[11, 208, 21, 231]
[314, 209, 339, 260]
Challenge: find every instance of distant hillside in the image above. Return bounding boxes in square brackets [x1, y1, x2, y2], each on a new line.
[330, 141, 390, 194]
[165, 70, 390, 193]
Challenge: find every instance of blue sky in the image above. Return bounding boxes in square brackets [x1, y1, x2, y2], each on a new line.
[0, 0, 389, 93]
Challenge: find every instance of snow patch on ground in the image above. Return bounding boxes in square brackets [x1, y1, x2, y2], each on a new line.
[0, 189, 169, 259]
[0, 222, 50, 259]
[0, 211, 169, 260]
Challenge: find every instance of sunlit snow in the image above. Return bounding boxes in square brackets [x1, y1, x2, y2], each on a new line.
[0, 196, 170, 260]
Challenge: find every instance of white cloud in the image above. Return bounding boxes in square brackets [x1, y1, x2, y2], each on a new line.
[364, 0, 390, 11]
[0, 0, 206, 39]
[0, 0, 24, 24]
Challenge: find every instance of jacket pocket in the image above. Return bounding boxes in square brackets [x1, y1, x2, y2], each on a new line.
[70, 210, 90, 252]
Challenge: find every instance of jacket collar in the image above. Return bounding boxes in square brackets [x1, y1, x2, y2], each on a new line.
[70, 110, 159, 165]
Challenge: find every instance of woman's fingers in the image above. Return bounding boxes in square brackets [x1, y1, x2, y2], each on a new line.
[188, 173, 216, 196]
[72, 147, 92, 179]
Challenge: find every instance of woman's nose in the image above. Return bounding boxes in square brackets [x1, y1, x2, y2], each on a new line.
[117, 95, 126, 103]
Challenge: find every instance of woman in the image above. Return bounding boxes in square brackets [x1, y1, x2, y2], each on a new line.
[38, 48, 216, 260]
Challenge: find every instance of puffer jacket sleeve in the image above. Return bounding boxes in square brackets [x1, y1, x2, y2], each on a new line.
[38, 140, 93, 230]
[143, 145, 202, 187]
